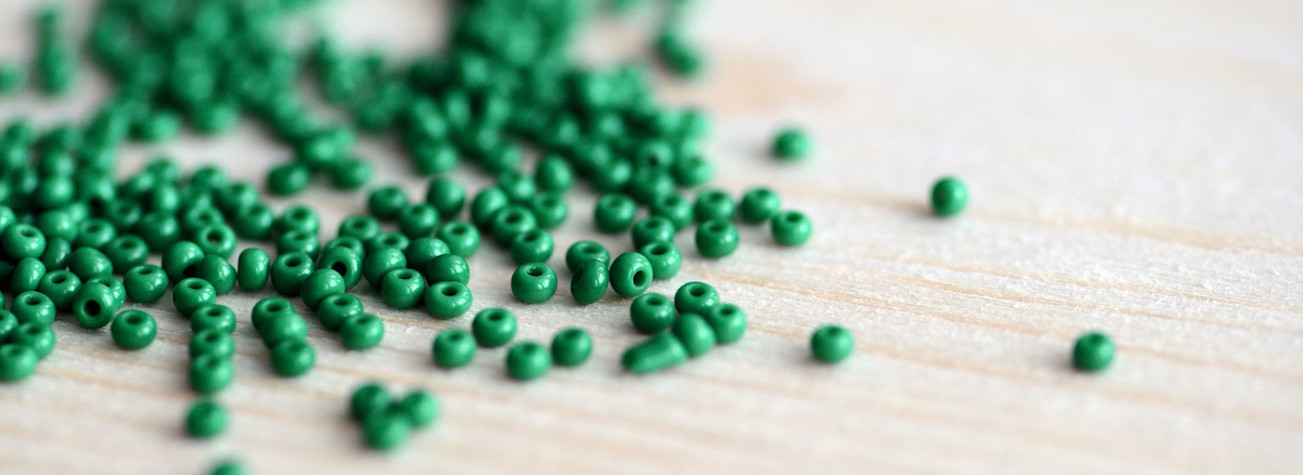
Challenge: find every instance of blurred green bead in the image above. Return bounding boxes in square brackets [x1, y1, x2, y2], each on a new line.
[770, 210, 813, 246]
[630, 216, 676, 249]
[436, 221, 479, 258]
[103, 235, 149, 273]
[301, 269, 346, 310]
[276, 229, 320, 258]
[237, 248, 270, 291]
[1073, 332, 1114, 372]
[505, 341, 551, 381]
[593, 193, 636, 233]
[367, 232, 409, 254]
[135, 110, 181, 142]
[275, 205, 320, 235]
[470, 186, 509, 229]
[810, 325, 854, 364]
[508, 229, 553, 265]
[266, 162, 313, 196]
[705, 303, 747, 344]
[271, 251, 314, 296]
[185, 400, 227, 439]
[397, 203, 440, 238]
[137, 212, 181, 251]
[771, 127, 812, 160]
[527, 193, 568, 229]
[930, 176, 968, 217]
[511, 262, 557, 304]
[34, 209, 76, 243]
[424, 281, 472, 319]
[650, 194, 694, 231]
[380, 268, 426, 309]
[627, 169, 676, 205]
[471, 308, 516, 348]
[551, 328, 592, 367]
[231, 202, 275, 240]
[0, 344, 38, 382]
[695, 220, 739, 258]
[251, 297, 298, 334]
[261, 312, 308, 348]
[739, 186, 782, 224]
[694, 189, 735, 222]
[496, 170, 536, 203]
[339, 214, 381, 242]
[673, 313, 716, 357]
[489, 205, 537, 247]
[424, 253, 469, 285]
[328, 158, 373, 190]
[608, 252, 652, 297]
[564, 241, 610, 274]
[316, 246, 363, 290]
[190, 329, 235, 360]
[367, 185, 408, 221]
[12, 291, 55, 326]
[38, 270, 80, 311]
[190, 354, 234, 394]
[675, 281, 719, 316]
[672, 154, 713, 187]
[362, 247, 406, 288]
[10, 257, 45, 293]
[174, 277, 217, 317]
[0, 63, 23, 94]
[191, 304, 236, 334]
[424, 177, 466, 218]
[340, 314, 385, 350]
[74, 219, 116, 249]
[534, 155, 574, 192]
[317, 293, 363, 331]
[270, 339, 315, 377]
[363, 410, 410, 451]
[411, 141, 458, 175]
[0, 311, 15, 341]
[124, 264, 169, 303]
[11, 321, 55, 359]
[432, 329, 476, 368]
[396, 390, 439, 428]
[638, 241, 682, 280]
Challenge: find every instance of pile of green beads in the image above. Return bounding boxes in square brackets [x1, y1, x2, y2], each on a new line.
[348, 382, 440, 451]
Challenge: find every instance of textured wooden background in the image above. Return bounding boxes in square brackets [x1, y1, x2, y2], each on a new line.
[0, 0, 1301, 473]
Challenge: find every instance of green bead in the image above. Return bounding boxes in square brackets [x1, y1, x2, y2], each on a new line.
[590, 158, 631, 192]
[930, 176, 968, 217]
[424, 253, 470, 285]
[810, 325, 854, 364]
[110, 308, 156, 348]
[11, 322, 55, 359]
[432, 329, 476, 368]
[236, 248, 270, 291]
[534, 155, 574, 192]
[194, 255, 236, 295]
[3, 224, 46, 260]
[162, 241, 205, 282]
[186, 400, 227, 439]
[675, 281, 719, 315]
[565, 241, 610, 273]
[191, 304, 236, 334]
[136, 110, 180, 142]
[496, 170, 536, 203]
[527, 193, 568, 230]
[124, 264, 169, 303]
[39, 237, 71, 270]
[190, 328, 235, 359]
[489, 205, 537, 246]
[190, 354, 234, 394]
[363, 246, 407, 287]
[436, 221, 479, 258]
[608, 252, 652, 297]
[230, 202, 274, 240]
[351, 383, 391, 420]
[694, 189, 735, 222]
[404, 237, 450, 271]
[739, 186, 782, 224]
[631, 216, 676, 248]
[508, 229, 553, 265]
[137, 212, 181, 251]
[424, 281, 472, 319]
[270, 339, 315, 377]
[316, 246, 363, 290]
[381, 268, 426, 309]
[424, 177, 466, 218]
[180, 207, 223, 238]
[695, 220, 739, 258]
[0, 63, 23, 94]
[208, 459, 247, 475]
[1073, 332, 1114, 372]
[317, 293, 364, 331]
[275, 230, 320, 258]
[470, 186, 510, 229]
[252, 297, 299, 334]
[0, 311, 16, 342]
[340, 313, 385, 350]
[363, 410, 410, 451]
[328, 158, 373, 190]
[505, 341, 551, 381]
[621, 333, 689, 374]
[10, 257, 45, 294]
[673, 154, 713, 187]
[294, 268, 340, 309]
[367, 185, 409, 220]
[260, 309, 309, 347]
[271, 251, 314, 296]
[266, 162, 313, 196]
[639, 241, 682, 279]
[706, 303, 747, 344]
[772, 127, 812, 160]
[593, 193, 636, 233]
[34, 210, 75, 243]
[38, 270, 81, 311]
[397, 390, 440, 428]
[630, 293, 676, 334]
[324, 235, 367, 258]
[0, 344, 38, 382]
[72, 281, 122, 329]
[174, 278, 217, 317]
[550, 328, 592, 367]
[367, 232, 410, 254]
[12, 291, 55, 326]
[397, 204, 441, 238]
[75, 219, 116, 249]
[511, 262, 557, 304]
[627, 168, 676, 205]
[673, 313, 716, 357]
[103, 235, 149, 273]
[471, 308, 516, 347]
[275, 205, 320, 235]
[570, 258, 609, 305]
[339, 215, 382, 242]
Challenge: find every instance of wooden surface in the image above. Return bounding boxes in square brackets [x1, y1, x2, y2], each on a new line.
[2, 0, 1302, 473]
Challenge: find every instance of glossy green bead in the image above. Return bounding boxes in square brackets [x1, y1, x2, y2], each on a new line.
[381, 268, 426, 309]
[271, 251, 314, 296]
[316, 246, 363, 290]
[489, 205, 537, 247]
[511, 262, 557, 304]
[180, 207, 223, 238]
[174, 277, 217, 317]
[772, 127, 812, 160]
[363, 248, 407, 288]
[695, 220, 739, 258]
[110, 308, 156, 348]
[1073, 332, 1114, 372]
[163, 241, 205, 282]
[339, 215, 381, 242]
[630, 293, 676, 334]
[424, 177, 466, 218]
[770, 210, 814, 247]
[505, 341, 551, 381]
[706, 304, 747, 344]
[0, 344, 38, 382]
[340, 313, 385, 350]
[0, 311, 16, 342]
[694, 189, 735, 222]
[190, 354, 234, 394]
[673, 313, 716, 357]
[11, 322, 55, 359]
[236, 248, 270, 291]
[215, 183, 259, 215]
[38, 237, 71, 270]
[3, 224, 46, 260]
[367, 232, 410, 254]
[368, 185, 409, 220]
[328, 158, 373, 190]
[252, 297, 298, 334]
[34, 210, 75, 243]
[38, 270, 80, 311]
[136, 212, 181, 251]
[230, 202, 274, 240]
[396, 204, 439, 238]
[397, 390, 440, 428]
[186, 400, 227, 439]
[631, 216, 676, 249]
[275, 205, 320, 235]
[324, 236, 367, 258]
[317, 293, 364, 331]
[292, 268, 339, 310]
[10, 257, 45, 294]
[638, 241, 681, 280]
[194, 255, 236, 295]
[421, 252, 468, 285]
[622, 333, 689, 374]
[12, 291, 55, 326]
[564, 241, 610, 274]
[570, 258, 609, 305]
[266, 162, 313, 196]
[593, 193, 636, 233]
[270, 339, 315, 377]
[124, 264, 169, 303]
[275, 229, 320, 259]
[675, 281, 719, 316]
[470, 186, 510, 229]
[608, 252, 653, 297]
[930, 176, 968, 217]
[811, 325, 854, 364]
[534, 155, 574, 192]
[471, 308, 516, 348]
[260, 309, 309, 347]
[404, 237, 450, 271]
[351, 383, 391, 420]
[627, 168, 676, 205]
[75, 219, 116, 249]
[590, 158, 632, 192]
[550, 328, 592, 367]
[527, 193, 568, 230]
[191, 304, 236, 334]
[673, 154, 713, 187]
[432, 329, 476, 368]
[424, 281, 472, 319]
[739, 186, 782, 224]
[363, 410, 410, 451]
[72, 281, 121, 329]
[506, 229, 552, 266]
[494, 170, 534, 204]
[436, 221, 480, 258]
[103, 235, 149, 273]
[190, 329, 235, 360]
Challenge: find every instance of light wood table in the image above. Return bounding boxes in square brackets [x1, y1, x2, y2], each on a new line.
[0, 0, 1300, 473]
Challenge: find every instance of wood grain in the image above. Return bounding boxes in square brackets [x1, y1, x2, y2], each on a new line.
[0, 0, 1301, 473]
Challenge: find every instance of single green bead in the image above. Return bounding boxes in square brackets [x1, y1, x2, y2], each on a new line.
[630, 293, 676, 334]
[411, 141, 459, 175]
[162, 240, 205, 282]
[103, 201, 142, 232]
[236, 248, 270, 291]
[275, 230, 320, 259]
[675, 281, 719, 316]
[72, 281, 121, 329]
[404, 237, 450, 271]
[770, 210, 814, 247]
[260, 310, 309, 347]
[511, 262, 557, 304]
[363, 247, 407, 288]
[215, 183, 259, 215]
[3, 224, 46, 260]
[626, 168, 676, 205]
[471, 308, 516, 348]
[10, 257, 46, 294]
[12, 291, 55, 326]
[191, 304, 236, 334]
[436, 221, 480, 258]
[180, 207, 223, 238]
[397, 203, 441, 238]
[351, 383, 391, 421]
[34, 209, 76, 243]
[534, 155, 574, 192]
[38, 237, 71, 270]
[810, 325, 854, 364]
[639, 241, 682, 280]
[208, 459, 246, 475]
[551, 328, 593, 367]
[367, 232, 410, 254]
[339, 214, 382, 242]
[630, 216, 676, 249]
[772, 127, 812, 160]
[136, 212, 181, 251]
[397, 390, 440, 428]
[190, 354, 234, 394]
[316, 246, 363, 290]
[424, 177, 466, 218]
[193, 255, 236, 295]
[930, 176, 968, 217]
[103, 235, 149, 273]
[621, 333, 689, 374]
[340, 313, 385, 350]
[527, 193, 568, 230]
[489, 204, 537, 247]
[380, 268, 426, 309]
[367, 185, 409, 221]
[328, 158, 373, 190]
[739, 187, 782, 224]
[275, 205, 320, 235]
[565, 241, 610, 274]
[505, 341, 551, 381]
[608, 252, 653, 297]
[363, 410, 410, 451]
[1073, 332, 1114, 372]
[323, 236, 367, 258]
[672, 154, 713, 187]
[706, 303, 747, 344]
[110, 308, 156, 348]
[694, 189, 735, 222]
[266, 162, 313, 197]
[38, 270, 81, 312]
[252, 297, 299, 334]
[124, 264, 169, 303]
[74, 219, 116, 249]
[190, 329, 235, 360]
[230, 202, 275, 240]
[593, 193, 637, 233]
[496, 170, 536, 203]
[424, 281, 472, 320]
[589, 158, 632, 192]
[34, 176, 75, 210]
[271, 251, 314, 296]
[424, 253, 469, 285]
[135, 110, 180, 142]
[0, 344, 38, 382]
[673, 313, 716, 357]
[186, 400, 227, 439]
[695, 220, 739, 258]
[509, 229, 553, 266]
[470, 186, 510, 229]
[0, 311, 16, 342]
[317, 293, 363, 331]
[11, 321, 55, 359]
[174, 277, 217, 317]
[432, 329, 477, 368]
[570, 258, 609, 305]
[270, 339, 315, 377]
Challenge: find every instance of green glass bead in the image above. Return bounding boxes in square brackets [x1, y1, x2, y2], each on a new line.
[110, 308, 156, 348]
[194, 255, 236, 295]
[421, 253, 468, 285]
[631, 216, 676, 249]
[328, 158, 373, 190]
[363, 248, 407, 288]
[190, 329, 235, 360]
[694, 189, 735, 222]
[266, 162, 313, 197]
[124, 264, 169, 303]
[0, 344, 38, 382]
[317, 293, 363, 331]
[34, 210, 75, 243]
[293, 269, 340, 310]
[367, 232, 410, 254]
[0, 311, 16, 342]
[72, 282, 121, 329]
[339, 215, 381, 242]
[404, 237, 450, 271]
[275, 230, 320, 259]
[739, 186, 782, 224]
[621, 333, 689, 374]
[770, 210, 814, 247]
[174, 277, 217, 317]
[527, 193, 568, 230]
[675, 281, 719, 316]
[260, 310, 309, 347]
[630, 293, 676, 334]
[103, 235, 149, 273]
[10, 257, 45, 294]
[367, 185, 409, 221]
[316, 246, 363, 290]
[437, 221, 480, 258]
[432, 329, 477, 368]
[186, 400, 227, 439]
[270, 339, 315, 377]
[627, 169, 676, 205]
[11, 321, 55, 359]
[180, 207, 223, 237]
[590, 158, 631, 192]
[236, 248, 270, 291]
[500, 341, 550, 384]
[208, 459, 247, 475]
[496, 170, 536, 204]
[673, 313, 716, 357]
[511, 262, 557, 304]
[397, 390, 440, 428]
[190, 354, 234, 394]
[470, 186, 510, 229]
[424, 177, 466, 218]
[695, 220, 739, 258]
[75, 219, 116, 249]
[363, 410, 410, 451]
[639, 241, 682, 280]
[3, 224, 46, 260]
[351, 383, 391, 421]
[424, 281, 472, 320]
[570, 258, 609, 305]
[381, 268, 426, 309]
[38, 237, 71, 270]
[706, 303, 747, 344]
[271, 251, 314, 296]
[672, 154, 713, 187]
[163, 241, 205, 282]
[772, 127, 812, 160]
[324, 236, 367, 258]
[12, 291, 55, 326]
[534, 155, 574, 192]
[38, 270, 80, 311]
[565, 241, 610, 273]
[593, 193, 636, 233]
[509, 229, 553, 266]
[608, 252, 653, 297]
[275, 205, 320, 235]
[489, 205, 537, 247]
[930, 176, 968, 217]
[230, 202, 274, 240]
[135, 110, 180, 142]
[252, 297, 298, 334]
[551, 328, 592, 367]
[397, 203, 440, 238]
[191, 304, 236, 334]
[1073, 332, 1114, 372]
[471, 308, 517, 348]
[810, 325, 854, 364]
[137, 212, 181, 251]
[340, 313, 385, 350]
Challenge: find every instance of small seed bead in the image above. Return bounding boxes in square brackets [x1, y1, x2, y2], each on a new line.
[0, 344, 39, 382]
[673, 313, 716, 357]
[650, 194, 694, 231]
[72, 282, 121, 329]
[191, 305, 237, 334]
[351, 383, 391, 421]
[252, 297, 298, 334]
[316, 246, 363, 290]
[275, 229, 321, 258]
[694, 219, 739, 258]
[397, 203, 441, 238]
[489, 204, 538, 247]
[0, 311, 16, 342]
[675, 281, 719, 316]
[397, 390, 440, 428]
[810, 325, 854, 364]
[593, 193, 636, 233]
[270, 339, 315, 377]
[124, 264, 169, 303]
[266, 162, 312, 197]
[193, 255, 236, 295]
[404, 237, 450, 271]
[12, 291, 55, 326]
[496, 170, 536, 203]
[11, 257, 46, 293]
[190, 330, 235, 360]
[470, 187, 510, 229]
[174, 278, 217, 317]
[706, 303, 747, 344]
[511, 262, 557, 304]
[340, 314, 386, 350]
[363, 410, 410, 451]
[621, 333, 689, 374]
[505, 341, 551, 381]
[738, 186, 782, 224]
[432, 329, 476, 368]
[534, 154, 575, 193]
[103, 235, 148, 273]
[508, 229, 553, 265]
[236, 248, 270, 291]
[471, 308, 517, 348]
[185, 400, 228, 439]
[630, 293, 676, 334]
[1072, 332, 1114, 372]
[339, 214, 381, 242]
[3, 223, 47, 260]
[190, 354, 234, 394]
[930, 176, 968, 217]
[570, 258, 609, 305]
[527, 193, 568, 229]
[137, 212, 181, 251]
[367, 185, 408, 220]
[317, 293, 364, 331]
[638, 241, 682, 280]
[260, 311, 308, 347]
[275, 205, 320, 235]
[424, 281, 472, 319]
[693, 189, 735, 223]
[162, 240, 205, 282]
[424, 177, 466, 218]
[564, 240, 610, 274]
[271, 251, 315, 296]
[436, 221, 480, 258]
[630, 216, 676, 249]
[12, 322, 56, 359]
[770, 210, 813, 246]
[323, 236, 368, 258]
[772, 127, 812, 160]
[608, 252, 652, 297]
[381, 268, 426, 309]
[551, 328, 593, 367]
[363, 247, 406, 288]
[231, 202, 275, 240]
[38, 270, 81, 312]
[75, 219, 115, 249]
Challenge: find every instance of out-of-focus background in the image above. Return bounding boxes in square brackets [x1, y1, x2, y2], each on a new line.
[0, 0, 1301, 473]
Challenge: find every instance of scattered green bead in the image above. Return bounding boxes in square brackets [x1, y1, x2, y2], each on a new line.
[527, 193, 568, 230]
[137, 212, 181, 251]
[174, 278, 217, 317]
[694, 189, 735, 222]
[505, 341, 551, 381]
[621, 333, 689, 374]
[470, 186, 510, 229]
[316, 246, 363, 290]
[124, 264, 169, 303]
[673, 313, 716, 357]
[10, 257, 45, 294]
[425, 253, 470, 285]
[424, 177, 466, 218]
[639, 241, 682, 280]
[230, 202, 275, 240]
[397, 390, 440, 428]
[162, 240, 205, 282]
[630, 293, 676, 334]
[275, 229, 320, 258]
[38, 270, 81, 312]
[12, 321, 56, 359]
[608, 252, 652, 297]
[0, 63, 23, 94]
[534, 155, 574, 192]
[251, 297, 298, 334]
[236, 248, 270, 291]
[551, 328, 593, 367]
[266, 162, 313, 196]
[3, 224, 46, 260]
[194, 225, 238, 258]
[0, 344, 38, 382]
[351, 383, 391, 421]
[190, 354, 234, 394]
[370, 232, 411, 254]
[695, 220, 739, 258]
[367, 185, 409, 220]
[650, 194, 694, 231]
[404, 237, 450, 271]
[672, 154, 713, 187]
[1072, 332, 1114, 372]
[103, 235, 149, 273]
[471, 308, 517, 348]
[772, 127, 812, 160]
[706, 303, 747, 344]
[739, 186, 782, 224]
[328, 158, 373, 190]
[317, 293, 364, 331]
[0, 311, 16, 342]
[208, 459, 246, 475]
[930, 176, 968, 217]
[675, 281, 719, 316]
[489, 205, 537, 246]
[339, 214, 381, 242]
[72, 281, 121, 329]
[260, 312, 308, 347]
[381, 268, 426, 309]
[75, 219, 116, 249]
[436, 221, 480, 258]
[194, 255, 236, 295]
[340, 314, 385, 350]
[270, 339, 315, 377]
[397, 203, 441, 238]
[271, 251, 314, 296]
[424, 281, 472, 319]
[275, 205, 320, 235]
[770, 210, 813, 246]
[593, 193, 637, 233]
[186, 400, 228, 439]
[564, 241, 610, 273]
[191, 305, 236, 334]
[12, 291, 55, 326]
[363, 247, 406, 288]
[631, 216, 676, 249]
[363, 410, 410, 451]
[810, 325, 854, 364]
[432, 329, 476, 368]
[301, 269, 346, 310]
